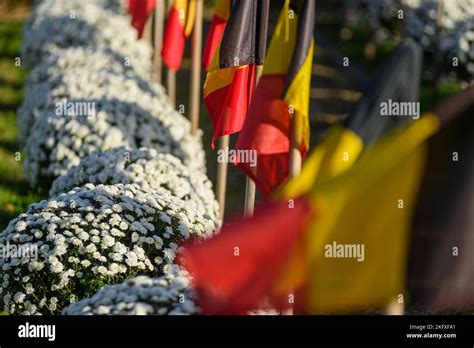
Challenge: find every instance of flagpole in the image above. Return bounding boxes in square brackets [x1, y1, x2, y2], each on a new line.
[243, 65, 263, 218]
[281, 77, 305, 316]
[189, 0, 203, 135]
[153, 0, 165, 83]
[289, 113, 303, 178]
[384, 298, 405, 315]
[142, 13, 153, 47]
[166, 0, 176, 105]
[216, 133, 230, 220]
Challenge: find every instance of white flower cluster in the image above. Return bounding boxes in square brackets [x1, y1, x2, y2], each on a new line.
[27, 46, 152, 85]
[9, 0, 219, 316]
[0, 183, 215, 314]
[50, 147, 220, 223]
[404, 0, 474, 79]
[22, 95, 205, 190]
[19, 1, 207, 191]
[21, 0, 150, 68]
[345, 0, 473, 80]
[18, 67, 169, 146]
[63, 269, 199, 315]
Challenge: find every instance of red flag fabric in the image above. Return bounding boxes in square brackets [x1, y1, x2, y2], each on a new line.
[203, 0, 269, 148]
[162, 0, 196, 72]
[234, 0, 315, 195]
[128, 0, 156, 38]
[202, 0, 232, 71]
[234, 75, 295, 193]
[178, 197, 313, 314]
[204, 65, 257, 148]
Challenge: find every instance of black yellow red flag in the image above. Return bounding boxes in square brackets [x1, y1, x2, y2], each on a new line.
[203, 0, 269, 148]
[280, 41, 422, 197]
[162, 0, 196, 71]
[202, 0, 232, 72]
[179, 86, 473, 315]
[233, 0, 315, 194]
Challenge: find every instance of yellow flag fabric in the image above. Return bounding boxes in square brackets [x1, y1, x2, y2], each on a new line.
[277, 125, 364, 198]
[276, 114, 441, 313]
[173, 0, 196, 36]
[262, 0, 313, 151]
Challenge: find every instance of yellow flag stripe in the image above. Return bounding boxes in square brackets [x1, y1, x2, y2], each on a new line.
[285, 39, 314, 151]
[262, 0, 296, 76]
[278, 125, 364, 199]
[204, 65, 248, 97]
[214, 0, 231, 20]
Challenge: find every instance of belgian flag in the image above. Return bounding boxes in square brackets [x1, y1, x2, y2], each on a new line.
[203, 0, 269, 148]
[280, 41, 422, 197]
[202, 0, 232, 72]
[178, 87, 474, 314]
[234, 0, 315, 195]
[178, 113, 436, 314]
[162, 0, 196, 72]
[128, 0, 156, 38]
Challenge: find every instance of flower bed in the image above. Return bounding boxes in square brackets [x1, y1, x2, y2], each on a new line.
[23, 97, 205, 191]
[0, 184, 215, 314]
[50, 147, 219, 223]
[18, 68, 169, 147]
[22, 0, 149, 68]
[63, 269, 199, 315]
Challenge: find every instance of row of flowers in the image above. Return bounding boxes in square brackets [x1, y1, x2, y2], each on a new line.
[1, 0, 220, 315]
[345, 0, 473, 82]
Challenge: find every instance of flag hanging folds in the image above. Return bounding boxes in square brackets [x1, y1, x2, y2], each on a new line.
[180, 110, 454, 314]
[279, 41, 422, 198]
[128, 0, 157, 38]
[203, 0, 269, 148]
[407, 87, 474, 311]
[202, 0, 232, 72]
[179, 198, 314, 314]
[233, 0, 315, 195]
[162, 0, 196, 72]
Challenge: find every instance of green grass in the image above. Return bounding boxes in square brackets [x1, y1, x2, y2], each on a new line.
[0, 21, 45, 231]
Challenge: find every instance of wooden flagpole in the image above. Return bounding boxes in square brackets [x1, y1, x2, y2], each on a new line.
[167, 69, 176, 105]
[243, 65, 263, 218]
[166, 0, 176, 105]
[385, 297, 405, 315]
[216, 133, 230, 221]
[281, 101, 304, 316]
[289, 113, 303, 178]
[142, 12, 154, 46]
[153, 0, 166, 83]
[189, 0, 203, 135]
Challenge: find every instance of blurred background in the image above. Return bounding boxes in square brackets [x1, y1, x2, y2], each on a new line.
[0, 0, 471, 229]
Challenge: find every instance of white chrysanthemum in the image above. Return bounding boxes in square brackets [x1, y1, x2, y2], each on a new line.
[63, 269, 199, 315]
[33, 0, 126, 15]
[23, 95, 206, 191]
[27, 46, 152, 85]
[404, 0, 474, 79]
[346, 0, 473, 81]
[21, 0, 149, 67]
[50, 147, 219, 222]
[0, 184, 216, 315]
[18, 68, 169, 147]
